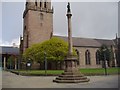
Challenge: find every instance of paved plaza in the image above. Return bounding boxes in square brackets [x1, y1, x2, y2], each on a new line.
[1, 71, 119, 88]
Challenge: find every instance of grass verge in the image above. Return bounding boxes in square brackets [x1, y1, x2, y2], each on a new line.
[9, 68, 119, 76]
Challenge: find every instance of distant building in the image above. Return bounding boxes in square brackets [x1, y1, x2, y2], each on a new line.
[0, 46, 19, 70]
[19, 1, 118, 69]
[55, 36, 118, 68]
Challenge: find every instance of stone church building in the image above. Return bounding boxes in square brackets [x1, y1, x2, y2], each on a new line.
[20, 0, 118, 69]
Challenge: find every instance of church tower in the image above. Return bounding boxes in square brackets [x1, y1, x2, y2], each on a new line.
[23, 0, 53, 51]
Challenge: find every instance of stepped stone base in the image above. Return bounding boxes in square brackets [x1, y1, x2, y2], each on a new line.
[53, 72, 90, 83]
[53, 56, 90, 83]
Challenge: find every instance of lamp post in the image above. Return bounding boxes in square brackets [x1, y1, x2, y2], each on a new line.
[44, 52, 47, 76]
[103, 49, 107, 75]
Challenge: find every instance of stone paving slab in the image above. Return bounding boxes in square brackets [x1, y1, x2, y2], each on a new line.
[2, 71, 119, 88]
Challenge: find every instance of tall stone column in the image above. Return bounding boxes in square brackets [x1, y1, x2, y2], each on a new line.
[53, 2, 89, 83]
[67, 10, 73, 56]
[4, 56, 6, 70]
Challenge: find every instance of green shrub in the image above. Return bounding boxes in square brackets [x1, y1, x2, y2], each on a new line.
[23, 37, 77, 63]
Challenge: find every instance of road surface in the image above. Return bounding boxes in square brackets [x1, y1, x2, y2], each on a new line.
[2, 71, 119, 88]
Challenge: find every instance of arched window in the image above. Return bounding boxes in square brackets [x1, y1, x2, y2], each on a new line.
[26, 31, 29, 48]
[40, 13, 43, 20]
[35, 0, 37, 6]
[44, 2, 47, 8]
[24, 26, 26, 30]
[96, 50, 100, 65]
[85, 50, 91, 65]
[24, 26, 28, 48]
[40, 1, 42, 7]
[75, 49, 80, 65]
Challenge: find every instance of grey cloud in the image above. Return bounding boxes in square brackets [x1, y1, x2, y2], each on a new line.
[53, 2, 118, 39]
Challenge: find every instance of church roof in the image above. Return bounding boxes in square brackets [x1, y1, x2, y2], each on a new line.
[94, 39, 115, 47]
[54, 36, 114, 48]
[0, 46, 19, 55]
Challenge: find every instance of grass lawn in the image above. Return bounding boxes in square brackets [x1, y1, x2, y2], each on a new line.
[19, 70, 64, 75]
[79, 68, 119, 75]
[12, 67, 119, 76]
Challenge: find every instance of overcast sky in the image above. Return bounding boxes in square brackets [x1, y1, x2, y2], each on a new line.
[1, 1, 119, 46]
